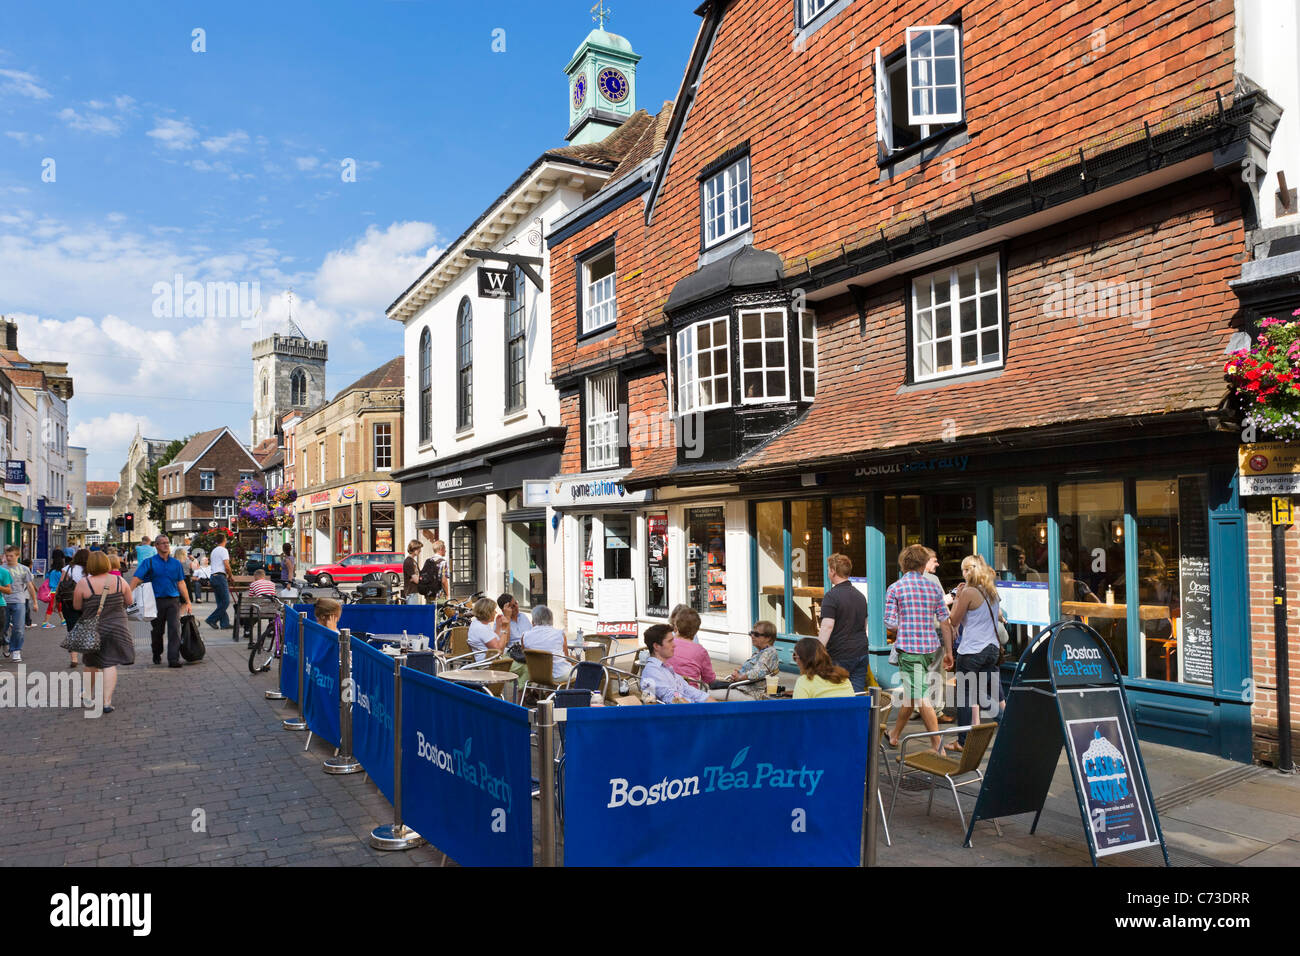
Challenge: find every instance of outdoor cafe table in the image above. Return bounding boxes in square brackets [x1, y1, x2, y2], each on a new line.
[438, 668, 518, 702]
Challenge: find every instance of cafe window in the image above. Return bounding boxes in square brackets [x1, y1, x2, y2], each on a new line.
[369, 503, 395, 552]
[883, 494, 922, 587]
[1136, 476, 1211, 686]
[911, 253, 1002, 382]
[578, 515, 595, 610]
[686, 507, 726, 615]
[739, 308, 787, 403]
[603, 513, 632, 580]
[755, 501, 786, 633]
[505, 518, 546, 609]
[791, 500, 825, 637]
[754, 498, 827, 639]
[1059, 480, 1127, 673]
[646, 512, 669, 616]
[830, 497, 866, 582]
[993, 484, 1050, 658]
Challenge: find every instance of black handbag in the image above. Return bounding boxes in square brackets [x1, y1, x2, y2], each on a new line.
[180, 613, 206, 662]
[507, 642, 527, 664]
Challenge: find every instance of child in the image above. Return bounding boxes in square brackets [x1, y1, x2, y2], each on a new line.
[709, 620, 780, 700]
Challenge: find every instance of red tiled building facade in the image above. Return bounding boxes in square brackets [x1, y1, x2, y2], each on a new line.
[544, 0, 1298, 764]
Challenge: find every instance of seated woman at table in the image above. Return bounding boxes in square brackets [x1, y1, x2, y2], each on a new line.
[709, 620, 779, 699]
[510, 604, 572, 688]
[792, 638, 853, 699]
[665, 607, 716, 687]
[468, 596, 507, 663]
[315, 597, 342, 633]
[640, 624, 713, 704]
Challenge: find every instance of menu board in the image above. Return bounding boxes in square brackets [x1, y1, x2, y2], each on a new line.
[1177, 476, 1212, 685]
[646, 514, 668, 616]
[1063, 710, 1159, 857]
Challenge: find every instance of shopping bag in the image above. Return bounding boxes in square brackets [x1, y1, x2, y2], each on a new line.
[126, 581, 157, 621]
[179, 613, 206, 662]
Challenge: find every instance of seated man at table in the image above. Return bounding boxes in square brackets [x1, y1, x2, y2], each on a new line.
[640, 624, 713, 704]
[709, 620, 779, 700]
[511, 604, 571, 688]
[315, 597, 342, 633]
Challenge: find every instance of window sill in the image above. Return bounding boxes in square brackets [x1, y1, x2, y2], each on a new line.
[577, 324, 618, 345]
[455, 428, 475, 442]
[502, 409, 529, 425]
[877, 124, 969, 182]
[898, 365, 1004, 394]
[699, 229, 752, 267]
[792, 0, 853, 49]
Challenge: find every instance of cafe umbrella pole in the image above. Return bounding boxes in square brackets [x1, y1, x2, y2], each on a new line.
[324, 627, 363, 774]
[283, 611, 308, 731]
[370, 656, 425, 851]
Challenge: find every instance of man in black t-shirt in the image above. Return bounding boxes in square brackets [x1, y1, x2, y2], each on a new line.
[817, 552, 871, 692]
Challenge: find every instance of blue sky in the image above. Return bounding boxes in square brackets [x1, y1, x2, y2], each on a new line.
[0, 1, 698, 480]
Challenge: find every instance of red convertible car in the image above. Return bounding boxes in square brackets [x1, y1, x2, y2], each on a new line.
[305, 552, 403, 588]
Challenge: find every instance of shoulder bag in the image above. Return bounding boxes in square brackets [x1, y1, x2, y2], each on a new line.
[61, 578, 104, 654]
[977, 586, 1010, 647]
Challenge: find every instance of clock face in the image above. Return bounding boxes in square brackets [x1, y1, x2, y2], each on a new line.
[597, 67, 629, 104]
[572, 75, 587, 110]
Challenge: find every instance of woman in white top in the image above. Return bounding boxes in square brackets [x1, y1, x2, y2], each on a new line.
[946, 555, 1004, 749]
[466, 596, 506, 663]
[519, 605, 572, 682]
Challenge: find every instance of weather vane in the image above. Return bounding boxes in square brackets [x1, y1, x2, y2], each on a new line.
[591, 0, 612, 30]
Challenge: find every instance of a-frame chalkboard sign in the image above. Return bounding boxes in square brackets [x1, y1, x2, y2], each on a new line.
[964, 620, 1170, 866]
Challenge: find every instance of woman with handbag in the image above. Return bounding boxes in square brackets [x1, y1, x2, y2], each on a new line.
[60, 549, 89, 668]
[72, 550, 135, 715]
[946, 555, 1007, 751]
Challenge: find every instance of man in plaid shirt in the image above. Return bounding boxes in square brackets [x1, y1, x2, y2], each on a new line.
[885, 544, 953, 753]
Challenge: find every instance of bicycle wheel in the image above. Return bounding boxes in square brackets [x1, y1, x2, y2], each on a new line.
[249, 626, 275, 674]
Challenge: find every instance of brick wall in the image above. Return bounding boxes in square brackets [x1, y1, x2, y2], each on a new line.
[1246, 508, 1300, 765]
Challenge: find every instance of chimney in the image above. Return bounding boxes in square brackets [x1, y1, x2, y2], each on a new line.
[1, 318, 16, 351]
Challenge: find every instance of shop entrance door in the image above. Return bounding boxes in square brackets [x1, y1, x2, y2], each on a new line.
[882, 491, 976, 592]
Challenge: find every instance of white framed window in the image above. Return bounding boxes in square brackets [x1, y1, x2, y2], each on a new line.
[199, 470, 214, 492]
[738, 308, 788, 403]
[585, 371, 620, 470]
[676, 316, 731, 413]
[213, 499, 235, 520]
[911, 253, 1003, 382]
[338, 434, 346, 479]
[799, 0, 834, 27]
[318, 441, 325, 484]
[906, 26, 963, 125]
[701, 155, 751, 248]
[582, 249, 617, 334]
[800, 309, 817, 400]
[373, 422, 392, 470]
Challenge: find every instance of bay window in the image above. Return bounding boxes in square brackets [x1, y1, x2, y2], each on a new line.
[676, 316, 730, 413]
[739, 308, 788, 403]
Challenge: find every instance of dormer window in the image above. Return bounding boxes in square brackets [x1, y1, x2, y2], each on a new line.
[676, 317, 730, 413]
[701, 155, 751, 249]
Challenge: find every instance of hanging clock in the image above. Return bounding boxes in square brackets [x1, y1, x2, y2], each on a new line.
[572, 75, 587, 110]
[597, 66, 629, 104]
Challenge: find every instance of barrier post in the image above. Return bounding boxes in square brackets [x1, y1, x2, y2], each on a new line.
[324, 627, 362, 774]
[863, 686, 882, 867]
[282, 611, 308, 731]
[265, 604, 285, 700]
[369, 656, 425, 851]
[537, 698, 556, 867]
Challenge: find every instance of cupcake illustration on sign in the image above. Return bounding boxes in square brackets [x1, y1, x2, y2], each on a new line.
[1081, 727, 1130, 802]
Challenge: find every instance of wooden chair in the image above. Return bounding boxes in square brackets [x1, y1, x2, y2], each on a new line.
[520, 649, 571, 703]
[887, 722, 1002, 845]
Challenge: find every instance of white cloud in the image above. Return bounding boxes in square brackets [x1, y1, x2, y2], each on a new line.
[294, 156, 319, 170]
[201, 129, 250, 154]
[146, 117, 199, 150]
[4, 130, 43, 146]
[313, 222, 441, 313]
[58, 106, 124, 136]
[0, 68, 50, 100]
[70, 411, 160, 473]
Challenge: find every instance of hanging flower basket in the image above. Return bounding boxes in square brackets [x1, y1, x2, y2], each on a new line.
[1224, 310, 1300, 440]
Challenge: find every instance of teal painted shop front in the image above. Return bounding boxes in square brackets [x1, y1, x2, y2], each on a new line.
[745, 429, 1253, 763]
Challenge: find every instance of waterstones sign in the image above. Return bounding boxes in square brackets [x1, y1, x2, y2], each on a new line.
[477, 266, 514, 300]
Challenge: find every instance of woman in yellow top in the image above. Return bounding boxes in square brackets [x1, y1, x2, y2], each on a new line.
[792, 637, 854, 698]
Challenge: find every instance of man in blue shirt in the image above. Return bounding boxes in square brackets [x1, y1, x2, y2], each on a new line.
[639, 624, 713, 704]
[130, 535, 192, 668]
[135, 537, 156, 568]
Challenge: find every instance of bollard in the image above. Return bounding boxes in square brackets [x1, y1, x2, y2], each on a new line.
[862, 687, 882, 866]
[325, 628, 362, 774]
[283, 611, 308, 731]
[537, 698, 557, 867]
[265, 606, 285, 700]
[370, 657, 425, 851]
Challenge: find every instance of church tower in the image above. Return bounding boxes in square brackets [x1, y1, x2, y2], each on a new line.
[564, 4, 640, 145]
[250, 304, 327, 446]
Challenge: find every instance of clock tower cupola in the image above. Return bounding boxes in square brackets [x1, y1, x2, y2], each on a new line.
[564, 3, 640, 145]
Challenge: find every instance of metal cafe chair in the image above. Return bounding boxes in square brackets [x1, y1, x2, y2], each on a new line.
[887, 722, 1002, 845]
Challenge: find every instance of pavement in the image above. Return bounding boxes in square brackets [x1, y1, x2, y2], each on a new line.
[1, 614, 1297, 867]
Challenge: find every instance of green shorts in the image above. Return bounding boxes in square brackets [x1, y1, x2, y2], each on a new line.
[897, 651, 938, 701]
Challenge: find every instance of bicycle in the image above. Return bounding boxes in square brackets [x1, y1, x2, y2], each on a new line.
[249, 595, 291, 674]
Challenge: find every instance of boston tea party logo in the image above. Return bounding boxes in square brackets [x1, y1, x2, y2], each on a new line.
[606, 746, 825, 809]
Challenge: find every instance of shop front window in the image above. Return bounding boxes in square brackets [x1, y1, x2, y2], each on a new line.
[993, 484, 1050, 658]
[369, 503, 395, 553]
[883, 495, 922, 586]
[450, 523, 476, 593]
[603, 514, 632, 580]
[830, 497, 866, 581]
[578, 515, 595, 610]
[646, 513, 669, 616]
[505, 519, 546, 609]
[1136, 476, 1211, 685]
[755, 501, 786, 633]
[686, 506, 726, 615]
[1059, 480, 1127, 673]
[791, 499, 825, 637]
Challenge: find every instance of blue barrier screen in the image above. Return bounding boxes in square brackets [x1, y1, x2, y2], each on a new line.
[337, 605, 438, 641]
[350, 636, 396, 804]
[564, 698, 870, 867]
[399, 668, 533, 867]
[279, 609, 304, 702]
[302, 619, 341, 747]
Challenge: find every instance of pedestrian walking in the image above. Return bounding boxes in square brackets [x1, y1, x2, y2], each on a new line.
[885, 544, 954, 754]
[76, 550, 135, 714]
[129, 534, 193, 668]
[279, 543, 295, 590]
[134, 536, 156, 567]
[817, 552, 872, 692]
[947, 555, 1004, 750]
[0, 554, 11, 662]
[60, 549, 90, 668]
[40, 550, 66, 628]
[2, 546, 37, 663]
[204, 533, 233, 631]
[419, 540, 450, 602]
